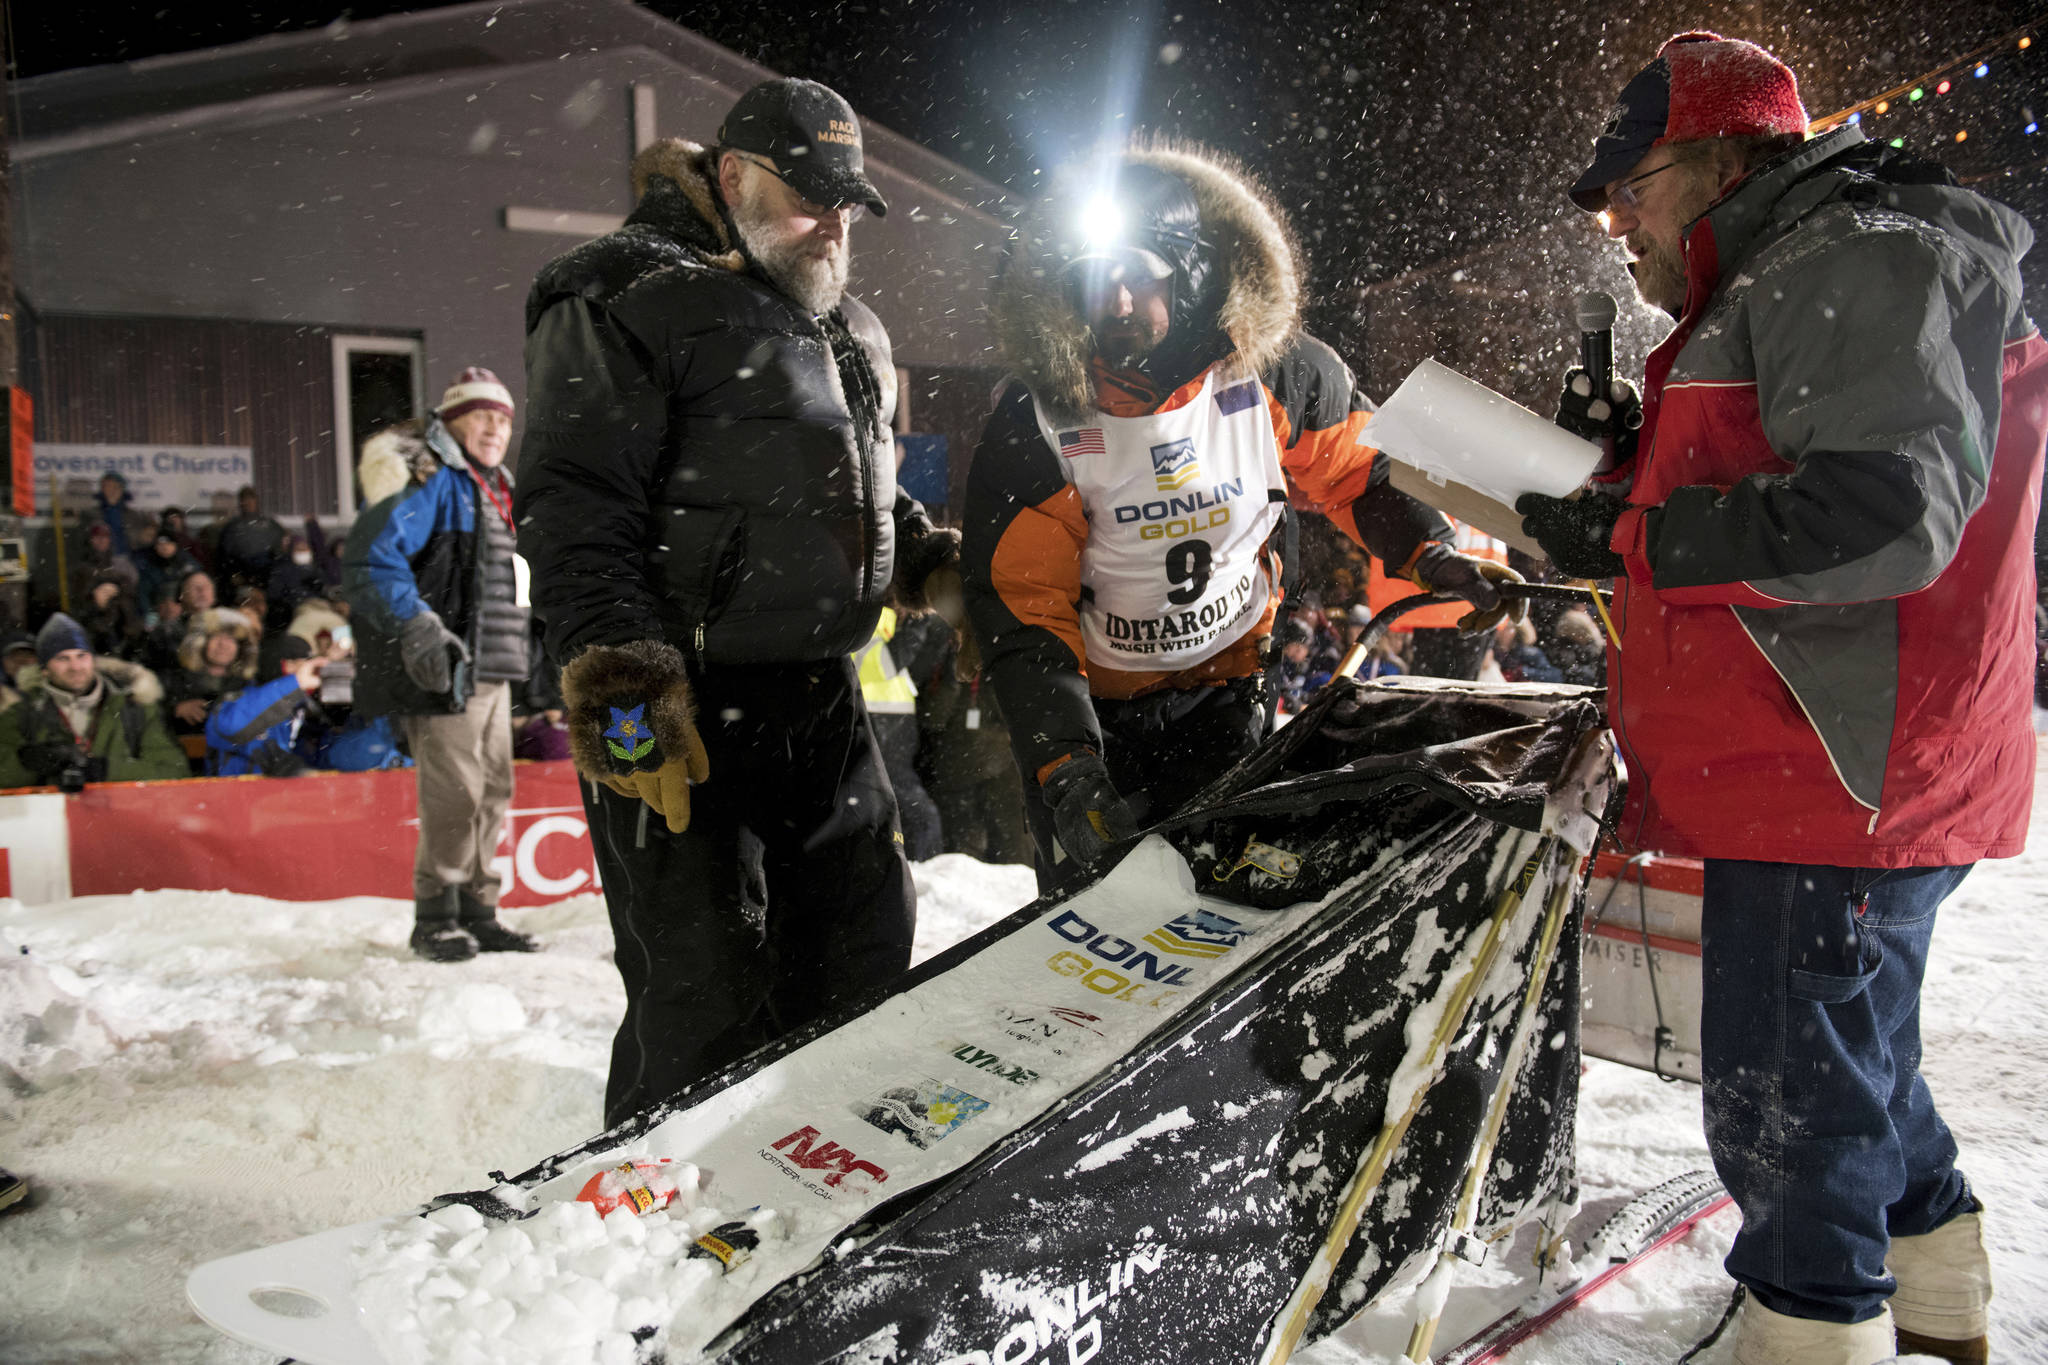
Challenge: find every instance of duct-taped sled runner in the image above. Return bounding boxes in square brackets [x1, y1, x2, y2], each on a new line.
[187, 676, 1617, 1365]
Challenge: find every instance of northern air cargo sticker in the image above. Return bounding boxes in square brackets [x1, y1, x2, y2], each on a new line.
[760, 1125, 889, 1199]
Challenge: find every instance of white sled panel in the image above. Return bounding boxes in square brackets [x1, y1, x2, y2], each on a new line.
[186, 1220, 390, 1365]
[1582, 856, 1704, 1082]
[185, 836, 1340, 1365]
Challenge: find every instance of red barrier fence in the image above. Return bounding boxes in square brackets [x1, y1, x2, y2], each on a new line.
[38, 760, 599, 907]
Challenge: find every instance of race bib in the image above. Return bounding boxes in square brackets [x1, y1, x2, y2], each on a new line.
[1034, 366, 1284, 672]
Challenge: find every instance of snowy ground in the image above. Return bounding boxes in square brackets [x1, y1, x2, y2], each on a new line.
[2, 747, 2044, 1364]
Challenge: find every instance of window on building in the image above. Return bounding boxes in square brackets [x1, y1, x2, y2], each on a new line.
[331, 335, 424, 517]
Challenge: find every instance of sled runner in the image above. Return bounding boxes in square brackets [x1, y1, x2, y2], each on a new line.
[188, 674, 1616, 1365]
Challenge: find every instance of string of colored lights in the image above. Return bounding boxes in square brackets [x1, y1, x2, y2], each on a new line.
[1809, 14, 2043, 142]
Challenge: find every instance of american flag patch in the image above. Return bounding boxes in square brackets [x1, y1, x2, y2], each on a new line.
[1058, 429, 1106, 457]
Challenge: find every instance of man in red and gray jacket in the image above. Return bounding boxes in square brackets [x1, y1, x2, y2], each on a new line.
[1518, 33, 2048, 1365]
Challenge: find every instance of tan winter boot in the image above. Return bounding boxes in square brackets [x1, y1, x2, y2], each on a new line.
[1889, 1209, 1992, 1364]
[1732, 1296, 1894, 1365]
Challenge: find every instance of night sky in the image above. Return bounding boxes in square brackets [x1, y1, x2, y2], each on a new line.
[12, 1, 2046, 335]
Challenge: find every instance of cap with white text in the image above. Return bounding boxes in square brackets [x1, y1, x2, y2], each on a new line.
[718, 78, 888, 218]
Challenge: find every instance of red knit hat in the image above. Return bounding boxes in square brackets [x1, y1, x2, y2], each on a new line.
[436, 366, 514, 423]
[1570, 32, 1808, 210]
[1661, 32, 1806, 142]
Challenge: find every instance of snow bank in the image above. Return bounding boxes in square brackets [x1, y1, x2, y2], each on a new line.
[0, 856, 1033, 1364]
[0, 927, 116, 1087]
[0, 778, 2043, 1365]
[352, 1166, 746, 1365]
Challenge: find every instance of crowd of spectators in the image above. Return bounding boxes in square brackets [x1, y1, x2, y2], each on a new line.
[4, 472, 572, 794]
[0, 476, 414, 790]
[6, 468, 1612, 805]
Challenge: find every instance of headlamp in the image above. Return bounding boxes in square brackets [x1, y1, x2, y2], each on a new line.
[1076, 195, 1125, 250]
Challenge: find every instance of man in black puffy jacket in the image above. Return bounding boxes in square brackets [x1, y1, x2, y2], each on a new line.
[517, 79, 958, 1127]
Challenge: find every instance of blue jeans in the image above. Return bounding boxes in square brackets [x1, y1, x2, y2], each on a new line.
[1700, 859, 1975, 1324]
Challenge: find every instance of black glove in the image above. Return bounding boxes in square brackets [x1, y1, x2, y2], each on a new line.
[1409, 544, 1527, 633]
[1515, 493, 1628, 579]
[1040, 754, 1140, 871]
[399, 610, 469, 695]
[1555, 368, 1644, 466]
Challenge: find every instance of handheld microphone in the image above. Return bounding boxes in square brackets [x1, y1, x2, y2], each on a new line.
[1575, 290, 1618, 401]
[1574, 290, 1622, 473]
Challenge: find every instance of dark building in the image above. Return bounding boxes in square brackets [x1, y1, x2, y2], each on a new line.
[12, 0, 1009, 562]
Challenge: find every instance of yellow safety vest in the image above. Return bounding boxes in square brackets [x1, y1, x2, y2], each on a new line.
[856, 607, 919, 714]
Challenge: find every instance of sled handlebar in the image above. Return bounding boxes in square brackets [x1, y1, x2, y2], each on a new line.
[1334, 582, 1612, 680]
[1497, 582, 1613, 608]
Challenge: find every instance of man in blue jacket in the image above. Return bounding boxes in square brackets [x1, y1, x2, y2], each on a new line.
[344, 368, 537, 962]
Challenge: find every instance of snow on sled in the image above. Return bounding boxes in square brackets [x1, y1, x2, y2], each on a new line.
[187, 676, 1616, 1365]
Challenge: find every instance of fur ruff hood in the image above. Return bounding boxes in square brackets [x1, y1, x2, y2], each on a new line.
[18, 656, 164, 708]
[630, 138, 747, 273]
[176, 607, 261, 680]
[357, 415, 512, 510]
[359, 420, 434, 509]
[994, 139, 1302, 427]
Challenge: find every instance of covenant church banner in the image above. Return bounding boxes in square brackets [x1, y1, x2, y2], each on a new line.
[36, 443, 253, 515]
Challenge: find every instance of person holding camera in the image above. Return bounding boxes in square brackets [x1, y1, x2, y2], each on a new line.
[343, 368, 535, 962]
[200, 634, 335, 777]
[0, 613, 187, 791]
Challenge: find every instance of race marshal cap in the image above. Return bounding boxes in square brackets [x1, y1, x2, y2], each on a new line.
[718, 78, 889, 218]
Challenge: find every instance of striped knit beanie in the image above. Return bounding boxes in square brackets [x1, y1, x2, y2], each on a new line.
[436, 367, 515, 423]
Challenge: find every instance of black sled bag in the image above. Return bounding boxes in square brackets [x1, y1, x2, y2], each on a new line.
[450, 678, 1612, 1364]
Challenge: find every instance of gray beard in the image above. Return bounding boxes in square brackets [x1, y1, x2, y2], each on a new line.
[731, 190, 849, 316]
[1628, 245, 1687, 319]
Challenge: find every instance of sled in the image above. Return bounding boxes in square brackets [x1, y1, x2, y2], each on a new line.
[187, 674, 1616, 1365]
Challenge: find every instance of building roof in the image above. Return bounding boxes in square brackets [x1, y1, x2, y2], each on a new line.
[14, 0, 1007, 220]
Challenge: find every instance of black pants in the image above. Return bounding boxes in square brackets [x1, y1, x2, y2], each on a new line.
[1023, 675, 1266, 893]
[582, 657, 914, 1128]
[870, 711, 943, 862]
